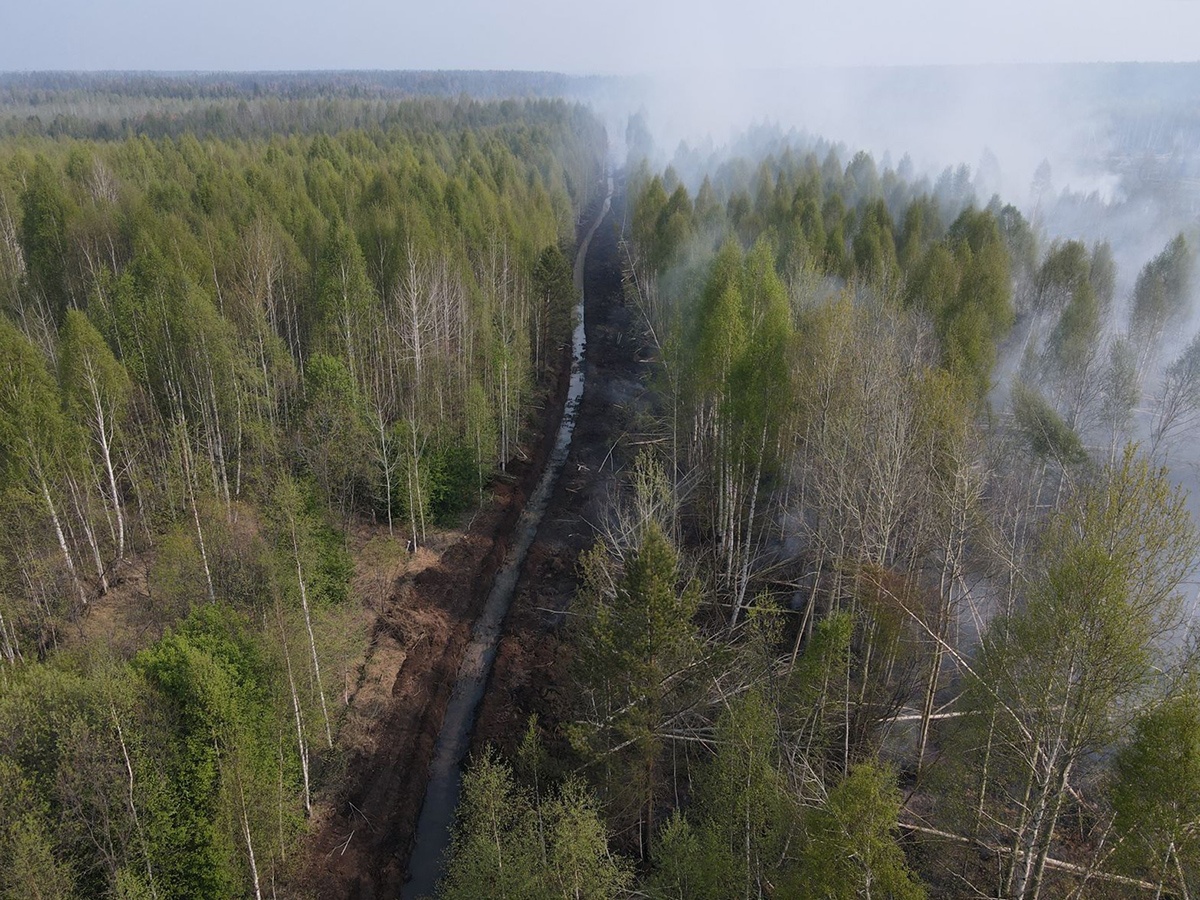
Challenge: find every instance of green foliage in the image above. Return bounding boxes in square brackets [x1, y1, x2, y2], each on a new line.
[313, 220, 376, 363]
[1112, 693, 1200, 893]
[0, 759, 75, 899]
[1089, 241, 1116, 311]
[993, 201, 1037, 289]
[978, 450, 1194, 742]
[611, 114, 1200, 900]
[822, 195, 849, 275]
[19, 157, 75, 319]
[900, 209, 1015, 400]
[647, 814, 707, 900]
[148, 523, 209, 617]
[58, 308, 132, 417]
[532, 242, 575, 369]
[691, 241, 748, 396]
[797, 763, 926, 900]
[0, 613, 308, 900]
[300, 352, 369, 509]
[0, 96, 599, 572]
[845, 151, 882, 206]
[898, 196, 943, 271]
[851, 199, 900, 287]
[730, 240, 792, 450]
[944, 211, 1014, 399]
[633, 177, 670, 268]
[904, 243, 959, 322]
[1011, 382, 1088, 465]
[271, 475, 352, 606]
[1033, 239, 1090, 313]
[0, 317, 71, 488]
[438, 749, 631, 900]
[694, 176, 722, 232]
[691, 689, 801, 897]
[532, 243, 573, 303]
[135, 634, 245, 896]
[571, 522, 702, 851]
[630, 176, 697, 273]
[1046, 280, 1100, 377]
[782, 611, 854, 785]
[948, 449, 1197, 894]
[1131, 234, 1192, 352]
[426, 439, 484, 525]
[1100, 337, 1141, 443]
[681, 237, 794, 597]
[309, 517, 353, 606]
[135, 605, 303, 898]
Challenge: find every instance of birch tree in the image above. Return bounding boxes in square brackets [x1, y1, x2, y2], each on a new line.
[58, 308, 133, 562]
[0, 317, 87, 609]
[951, 449, 1197, 900]
[1112, 692, 1200, 897]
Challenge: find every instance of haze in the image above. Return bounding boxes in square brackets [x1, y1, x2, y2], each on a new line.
[4, 0, 1200, 72]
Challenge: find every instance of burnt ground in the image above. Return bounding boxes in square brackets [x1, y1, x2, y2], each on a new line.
[472, 181, 652, 757]
[295, 180, 648, 898]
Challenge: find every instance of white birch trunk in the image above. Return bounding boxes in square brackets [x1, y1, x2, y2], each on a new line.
[291, 522, 333, 748]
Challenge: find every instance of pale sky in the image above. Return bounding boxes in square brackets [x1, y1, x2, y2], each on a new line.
[2, 0, 1200, 72]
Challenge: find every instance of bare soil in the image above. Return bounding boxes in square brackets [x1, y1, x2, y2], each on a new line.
[297, 418, 564, 898]
[472, 180, 651, 758]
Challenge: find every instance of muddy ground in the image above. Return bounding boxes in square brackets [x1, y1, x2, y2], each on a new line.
[472, 181, 650, 757]
[297, 180, 648, 898]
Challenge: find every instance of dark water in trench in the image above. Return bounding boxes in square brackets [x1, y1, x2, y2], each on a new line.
[401, 176, 613, 899]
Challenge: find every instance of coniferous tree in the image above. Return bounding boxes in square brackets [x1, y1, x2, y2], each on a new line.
[571, 522, 701, 860]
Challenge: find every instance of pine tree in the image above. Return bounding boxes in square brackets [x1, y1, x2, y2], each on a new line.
[571, 523, 701, 861]
[798, 763, 926, 900]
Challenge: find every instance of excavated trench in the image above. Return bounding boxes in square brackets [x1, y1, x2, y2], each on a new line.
[297, 172, 632, 900]
[400, 175, 615, 899]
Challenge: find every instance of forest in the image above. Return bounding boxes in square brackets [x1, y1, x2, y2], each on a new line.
[430, 135, 1200, 899]
[0, 83, 604, 898]
[2, 69, 1200, 900]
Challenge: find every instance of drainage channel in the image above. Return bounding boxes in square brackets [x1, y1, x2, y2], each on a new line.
[401, 174, 613, 899]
